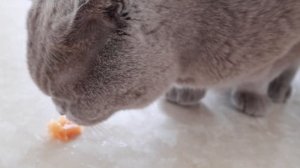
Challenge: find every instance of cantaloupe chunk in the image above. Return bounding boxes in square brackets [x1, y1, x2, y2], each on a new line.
[48, 116, 82, 142]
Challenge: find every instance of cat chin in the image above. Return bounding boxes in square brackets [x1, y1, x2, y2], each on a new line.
[65, 109, 115, 126]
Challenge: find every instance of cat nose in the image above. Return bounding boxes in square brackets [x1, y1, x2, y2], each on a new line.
[52, 98, 67, 115]
[56, 104, 66, 115]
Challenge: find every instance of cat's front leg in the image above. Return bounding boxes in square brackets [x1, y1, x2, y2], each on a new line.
[268, 66, 298, 103]
[166, 86, 206, 106]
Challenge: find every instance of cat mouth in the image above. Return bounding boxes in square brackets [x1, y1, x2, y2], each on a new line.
[52, 98, 115, 126]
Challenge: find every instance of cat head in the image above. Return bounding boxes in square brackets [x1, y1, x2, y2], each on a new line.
[27, 0, 176, 125]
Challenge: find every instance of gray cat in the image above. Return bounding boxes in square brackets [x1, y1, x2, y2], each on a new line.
[27, 0, 300, 125]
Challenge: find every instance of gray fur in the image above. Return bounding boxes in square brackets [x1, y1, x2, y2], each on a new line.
[27, 0, 300, 125]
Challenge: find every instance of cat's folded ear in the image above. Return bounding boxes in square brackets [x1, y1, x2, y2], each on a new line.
[65, 0, 122, 42]
[75, 0, 112, 19]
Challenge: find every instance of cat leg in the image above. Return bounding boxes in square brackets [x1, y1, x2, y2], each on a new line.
[166, 86, 206, 106]
[231, 82, 271, 117]
[268, 66, 298, 103]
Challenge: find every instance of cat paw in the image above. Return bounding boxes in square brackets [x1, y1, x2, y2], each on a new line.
[166, 87, 206, 106]
[232, 91, 271, 117]
[268, 80, 292, 104]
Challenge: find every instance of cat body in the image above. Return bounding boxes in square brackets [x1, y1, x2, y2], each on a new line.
[27, 0, 300, 125]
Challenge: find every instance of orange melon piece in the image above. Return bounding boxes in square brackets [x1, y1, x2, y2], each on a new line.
[48, 116, 83, 142]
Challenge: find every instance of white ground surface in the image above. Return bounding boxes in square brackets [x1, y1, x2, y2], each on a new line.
[1, 1, 300, 168]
